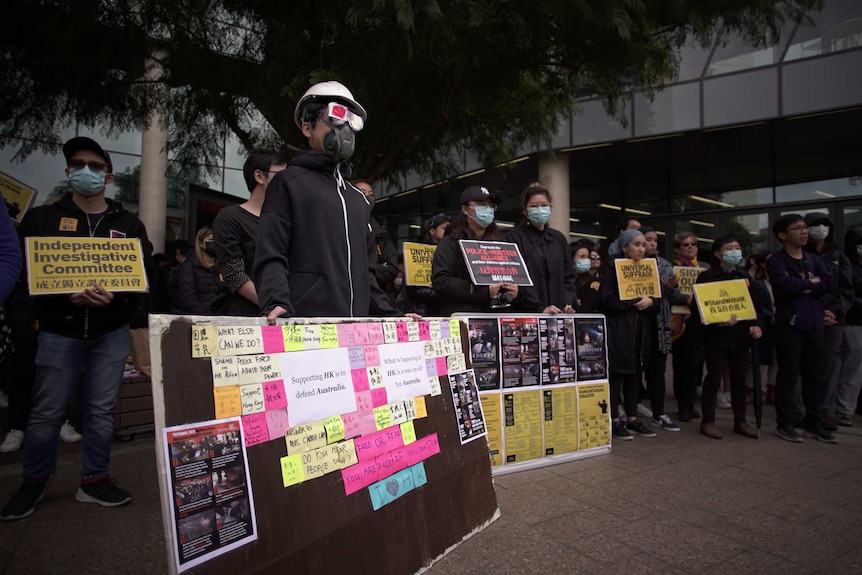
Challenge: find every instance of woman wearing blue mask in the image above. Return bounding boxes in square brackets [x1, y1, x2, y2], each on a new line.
[570, 239, 601, 312]
[693, 235, 763, 439]
[504, 184, 575, 314]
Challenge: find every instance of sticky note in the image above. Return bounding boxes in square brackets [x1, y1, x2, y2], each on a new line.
[283, 325, 304, 351]
[383, 322, 398, 343]
[214, 386, 242, 418]
[191, 325, 218, 358]
[374, 405, 392, 430]
[424, 341, 435, 359]
[242, 413, 269, 447]
[255, 354, 282, 381]
[320, 324, 338, 348]
[363, 345, 380, 367]
[429, 377, 442, 396]
[413, 396, 428, 418]
[389, 402, 408, 425]
[328, 439, 358, 469]
[440, 320, 451, 339]
[324, 415, 345, 443]
[449, 319, 461, 339]
[240, 383, 266, 415]
[342, 464, 367, 496]
[375, 451, 395, 478]
[354, 427, 403, 461]
[418, 322, 431, 340]
[263, 380, 287, 410]
[285, 421, 327, 454]
[407, 322, 420, 342]
[367, 323, 385, 344]
[396, 322, 409, 342]
[355, 390, 373, 412]
[435, 357, 448, 376]
[404, 399, 417, 421]
[342, 410, 376, 438]
[302, 325, 322, 349]
[261, 325, 285, 354]
[425, 358, 437, 377]
[349, 347, 366, 370]
[368, 467, 417, 511]
[400, 421, 417, 445]
[266, 409, 290, 440]
[447, 353, 466, 373]
[217, 325, 264, 355]
[429, 321, 441, 340]
[371, 388, 388, 408]
[390, 446, 410, 473]
[353, 323, 371, 345]
[212, 356, 239, 386]
[281, 454, 305, 487]
[351, 368, 369, 392]
[302, 449, 329, 480]
[336, 324, 356, 347]
[367, 366, 384, 389]
[236, 355, 263, 386]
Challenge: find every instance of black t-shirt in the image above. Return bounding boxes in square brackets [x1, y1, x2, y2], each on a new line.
[213, 204, 259, 279]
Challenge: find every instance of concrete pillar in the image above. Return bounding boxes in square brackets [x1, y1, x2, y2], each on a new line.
[537, 153, 570, 239]
[138, 49, 169, 252]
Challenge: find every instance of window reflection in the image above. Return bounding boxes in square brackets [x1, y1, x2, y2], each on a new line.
[775, 176, 862, 203]
[784, 0, 862, 61]
[705, 25, 792, 76]
[726, 212, 770, 256]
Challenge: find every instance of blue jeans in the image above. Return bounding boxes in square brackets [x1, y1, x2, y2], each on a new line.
[23, 325, 129, 481]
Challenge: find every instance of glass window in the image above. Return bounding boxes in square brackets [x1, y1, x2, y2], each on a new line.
[775, 176, 862, 203]
[570, 99, 631, 146]
[703, 69, 778, 126]
[704, 26, 792, 76]
[844, 206, 862, 230]
[782, 50, 862, 116]
[673, 216, 717, 261]
[784, 0, 862, 61]
[724, 212, 771, 256]
[676, 38, 712, 80]
[677, 188, 773, 210]
[633, 83, 700, 137]
[223, 167, 249, 200]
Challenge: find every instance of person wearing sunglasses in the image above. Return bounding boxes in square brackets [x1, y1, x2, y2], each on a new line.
[2, 137, 153, 520]
[254, 81, 396, 320]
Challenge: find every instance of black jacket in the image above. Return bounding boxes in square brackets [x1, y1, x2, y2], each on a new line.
[176, 255, 221, 315]
[254, 152, 396, 318]
[504, 223, 576, 311]
[845, 226, 862, 326]
[371, 216, 398, 287]
[598, 258, 659, 374]
[693, 265, 761, 351]
[17, 194, 152, 339]
[575, 271, 601, 313]
[805, 242, 854, 324]
[766, 249, 837, 336]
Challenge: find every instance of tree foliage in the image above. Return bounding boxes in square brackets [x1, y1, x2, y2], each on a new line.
[2, 0, 823, 185]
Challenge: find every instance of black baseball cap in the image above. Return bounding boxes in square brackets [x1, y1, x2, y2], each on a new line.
[459, 185, 500, 206]
[62, 137, 113, 172]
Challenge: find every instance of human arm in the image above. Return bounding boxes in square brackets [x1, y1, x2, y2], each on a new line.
[213, 209, 258, 304]
[0, 200, 21, 303]
[431, 237, 491, 306]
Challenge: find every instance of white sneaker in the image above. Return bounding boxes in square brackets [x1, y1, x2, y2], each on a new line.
[0, 430, 24, 453]
[59, 421, 82, 443]
[0, 391, 8, 409]
[637, 403, 653, 419]
[716, 391, 732, 409]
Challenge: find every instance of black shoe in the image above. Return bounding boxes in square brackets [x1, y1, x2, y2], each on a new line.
[0, 480, 48, 521]
[835, 414, 853, 427]
[804, 425, 838, 444]
[677, 411, 693, 422]
[613, 421, 633, 441]
[792, 418, 805, 429]
[75, 478, 132, 507]
[821, 420, 838, 432]
[775, 425, 803, 443]
[691, 410, 701, 419]
[626, 420, 657, 438]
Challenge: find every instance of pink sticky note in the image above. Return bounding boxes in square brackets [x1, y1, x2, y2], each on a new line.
[355, 390, 373, 413]
[242, 413, 269, 447]
[353, 323, 370, 346]
[363, 345, 380, 367]
[375, 452, 396, 479]
[436, 357, 448, 376]
[266, 409, 290, 440]
[367, 323, 384, 344]
[342, 464, 366, 496]
[337, 324, 356, 347]
[420, 433, 441, 457]
[402, 441, 423, 467]
[263, 380, 287, 410]
[396, 322, 409, 342]
[389, 446, 410, 473]
[352, 369, 370, 392]
[343, 410, 377, 439]
[382, 425, 404, 446]
[418, 322, 431, 340]
[371, 388, 388, 408]
[355, 428, 403, 462]
[261, 325, 286, 354]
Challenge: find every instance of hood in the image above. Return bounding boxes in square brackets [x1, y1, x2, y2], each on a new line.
[845, 225, 862, 262]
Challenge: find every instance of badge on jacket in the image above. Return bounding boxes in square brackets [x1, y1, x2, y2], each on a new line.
[590, 281, 600, 291]
[59, 217, 78, 232]
[110, 229, 127, 238]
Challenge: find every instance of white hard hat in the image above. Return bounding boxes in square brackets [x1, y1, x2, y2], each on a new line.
[293, 81, 367, 128]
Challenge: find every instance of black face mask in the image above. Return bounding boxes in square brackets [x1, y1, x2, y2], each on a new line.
[322, 123, 356, 162]
[203, 242, 216, 256]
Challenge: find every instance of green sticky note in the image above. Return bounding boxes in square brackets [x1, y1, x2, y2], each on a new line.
[449, 319, 461, 339]
[283, 325, 304, 351]
[324, 415, 345, 443]
[374, 405, 392, 430]
[320, 324, 339, 348]
[281, 453, 305, 487]
[401, 421, 417, 445]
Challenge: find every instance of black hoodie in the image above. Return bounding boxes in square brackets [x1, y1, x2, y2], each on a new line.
[844, 225, 862, 326]
[804, 214, 854, 324]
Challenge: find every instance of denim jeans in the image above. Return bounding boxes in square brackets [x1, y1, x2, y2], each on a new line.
[23, 325, 129, 481]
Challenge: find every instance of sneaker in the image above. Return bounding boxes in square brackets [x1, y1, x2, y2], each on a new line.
[636, 403, 653, 419]
[0, 391, 8, 409]
[804, 425, 838, 444]
[613, 421, 633, 441]
[733, 422, 759, 439]
[716, 391, 732, 409]
[59, 421, 82, 443]
[0, 430, 25, 453]
[75, 478, 132, 507]
[835, 413, 853, 427]
[0, 480, 48, 521]
[626, 420, 657, 438]
[651, 414, 680, 431]
[775, 425, 803, 443]
[821, 417, 838, 432]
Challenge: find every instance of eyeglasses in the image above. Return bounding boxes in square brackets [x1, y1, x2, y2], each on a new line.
[590, 255, 601, 260]
[68, 160, 109, 172]
[679, 242, 697, 247]
[320, 102, 364, 131]
[785, 225, 809, 233]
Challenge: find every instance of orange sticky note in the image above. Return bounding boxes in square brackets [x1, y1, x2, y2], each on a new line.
[413, 396, 427, 418]
[214, 386, 242, 418]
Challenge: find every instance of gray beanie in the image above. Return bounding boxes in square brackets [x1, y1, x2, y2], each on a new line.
[615, 229, 643, 252]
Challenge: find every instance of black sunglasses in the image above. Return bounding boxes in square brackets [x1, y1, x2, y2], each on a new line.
[68, 160, 109, 172]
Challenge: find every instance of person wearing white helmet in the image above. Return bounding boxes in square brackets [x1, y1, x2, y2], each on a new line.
[253, 80, 397, 320]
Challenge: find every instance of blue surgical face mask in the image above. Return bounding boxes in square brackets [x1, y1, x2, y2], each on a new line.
[68, 166, 107, 196]
[722, 249, 743, 267]
[527, 206, 551, 227]
[471, 205, 495, 228]
[575, 259, 591, 274]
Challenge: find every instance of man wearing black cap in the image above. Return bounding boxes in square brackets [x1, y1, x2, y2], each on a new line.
[1, 137, 151, 520]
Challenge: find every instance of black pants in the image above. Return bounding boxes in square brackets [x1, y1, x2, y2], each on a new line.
[611, 372, 641, 420]
[644, 345, 668, 418]
[774, 324, 824, 428]
[702, 347, 748, 424]
[6, 319, 38, 431]
[672, 326, 703, 416]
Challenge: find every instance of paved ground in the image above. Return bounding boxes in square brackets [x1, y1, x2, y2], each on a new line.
[0, 407, 860, 574]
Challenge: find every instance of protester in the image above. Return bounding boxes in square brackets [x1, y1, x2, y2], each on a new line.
[570, 239, 601, 313]
[590, 247, 602, 275]
[354, 179, 398, 294]
[834, 225, 862, 426]
[745, 250, 776, 404]
[176, 226, 221, 315]
[0, 200, 20, 304]
[1, 137, 152, 520]
[254, 81, 397, 319]
[213, 149, 287, 316]
[607, 216, 642, 257]
[599, 229, 659, 440]
[504, 184, 575, 314]
[401, 213, 450, 316]
[767, 214, 838, 443]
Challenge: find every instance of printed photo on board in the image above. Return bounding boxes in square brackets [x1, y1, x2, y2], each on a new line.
[447, 370, 488, 444]
[467, 318, 501, 391]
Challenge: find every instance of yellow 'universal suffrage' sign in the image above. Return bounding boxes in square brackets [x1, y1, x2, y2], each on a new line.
[402, 242, 436, 287]
[0, 171, 37, 223]
[614, 258, 661, 301]
[671, 266, 704, 315]
[25, 237, 149, 295]
[692, 279, 756, 325]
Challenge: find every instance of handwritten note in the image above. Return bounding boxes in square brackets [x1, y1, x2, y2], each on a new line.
[266, 409, 290, 440]
[367, 323, 385, 344]
[449, 319, 461, 339]
[324, 416, 345, 443]
[355, 390, 373, 412]
[217, 325, 264, 356]
[429, 377, 442, 397]
[281, 454, 305, 487]
[336, 324, 356, 347]
[389, 402, 408, 426]
[263, 380, 287, 410]
[371, 388, 388, 408]
[241, 413, 269, 447]
[302, 325, 322, 349]
[285, 421, 327, 455]
[354, 427, 403, 462]
[214, 386, 242, 418]
[240, 383, 265, 415]
[283, 325, 304, 351]
[342, 410, 376, 438]
[320, 324, 339, 348]
[353, 323, 371, 346]
[418, 322, 431, 340]
[383, 322, 398, 343]
[400, 421, 417, 445]
[212, 357, 239, 386]
[363, 345, 380, 367]
[414, 396, 428, 418]
[367, 366, 384, 389]
[348, 347, 366, 370]
[261, 325, 285, 354]
[429, 320, 441, 340]
[192, 325, 218, 358]
[374, 405, 392, 430]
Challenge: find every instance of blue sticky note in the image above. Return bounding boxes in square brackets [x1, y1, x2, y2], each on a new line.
[411, 462, 427, 488]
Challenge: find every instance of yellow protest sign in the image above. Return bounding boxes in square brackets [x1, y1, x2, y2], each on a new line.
[671, 266, 703, 315]
[0, 171, 37, 223]
[614, 258, 661, 301]
[693, 279, 757, 325]
[25, 237, 148, 295]
[402, 242, 436, 287]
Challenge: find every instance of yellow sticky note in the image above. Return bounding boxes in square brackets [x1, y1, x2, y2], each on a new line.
[285, 421, 327, 455]
[413, 396, 428, 418]
[324, 415, 345, 444]
[320, 324, 339, 348]
[449, 319, 461, 339]
[374, 405, 392, 430]
[327, 439, 358, 470]
[214, 386, 242, 418]
[281, 453, 305, 487]
[302, 325, 322, 349]
[191, 325, 218, 358]
[283, 325, 304, 351]
[429, 377, 441, 397]
[400, 421, 417, 445]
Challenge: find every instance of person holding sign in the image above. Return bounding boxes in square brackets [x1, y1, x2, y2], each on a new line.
[2, 137, 151, 520]
[504, 184, 575, 315]
[599, 229, 659, 440]
[693, 236, 762, 440]
[401, 213, 450, 315]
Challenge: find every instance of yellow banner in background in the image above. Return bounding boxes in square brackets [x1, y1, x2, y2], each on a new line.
[403, 242, 436, 287]
[25, 237, 149, 295]
[0, 171, 37, 223]
[693, 279, 756, 325]
[671, 266, 704, 315]
[614, 258, 661, 301]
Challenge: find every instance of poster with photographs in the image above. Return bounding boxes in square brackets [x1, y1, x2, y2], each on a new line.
[447, 370, 488, 444]
[468, 317, 501, 391]
[574, 317, 607, 381]
[539, 317, 577, 385]
[163, 417, 257, 573]
[500, 317, 540, 388]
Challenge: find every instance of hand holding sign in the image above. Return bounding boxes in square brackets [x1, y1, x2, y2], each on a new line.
[69, 282, 114, 307]
[632, 296, 654, 311]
